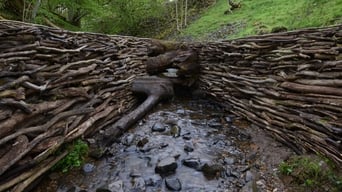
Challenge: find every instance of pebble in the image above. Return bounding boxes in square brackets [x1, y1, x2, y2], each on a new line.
[152, 122, 166, 132]
[132, 177, 146, 191]
[82, 163, 95, 174]
[207, 118, 222, 128]
[225, 116, 233, 123]
[145, 175, 162, 187]
[176, 109, 185, 115]
[184, 143, 194, 152]
[165, 178, 182, 191]
[121, 133, 135, 146]
[182, 158, 201, 170]
[245, 170, 254, 182]
[155, 157, 178, 175]
[108, 180, 124, 192]
[224, 157, 236, 165]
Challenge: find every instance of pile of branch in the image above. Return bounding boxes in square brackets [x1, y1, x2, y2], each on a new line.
[0, 19, 341, 191]
[0, 21, 166, 191]
[190, 25, 342, 166]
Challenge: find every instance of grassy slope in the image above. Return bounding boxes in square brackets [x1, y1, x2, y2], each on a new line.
[181, 0, 342, 40]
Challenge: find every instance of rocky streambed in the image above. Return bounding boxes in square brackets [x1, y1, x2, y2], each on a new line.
[34, 98, 294, 192]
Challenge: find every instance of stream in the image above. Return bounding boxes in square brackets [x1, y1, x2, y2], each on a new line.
[34, 97, 294, 192]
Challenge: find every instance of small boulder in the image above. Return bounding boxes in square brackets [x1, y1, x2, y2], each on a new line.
[165, 178, 182, 191]
[155, 157, 178, 175]
[152, 122, 166, 132]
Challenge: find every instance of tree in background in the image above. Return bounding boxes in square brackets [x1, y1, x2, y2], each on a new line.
[0, 0, 215, 38]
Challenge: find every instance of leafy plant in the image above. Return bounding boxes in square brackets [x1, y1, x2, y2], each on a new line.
[278, 155, 342, 192]
[53, 139, 89, 173]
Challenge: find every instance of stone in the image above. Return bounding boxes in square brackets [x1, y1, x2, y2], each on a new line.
[176, 109, 185, 115]
[82, 163, 95, 174]
[182, 133, 192, 140]
[145, 175, 162, 187]
[130, 169, 141, 177]
[240, 181, 255, 192]
[207, 118, 222, 128]
[182, 158, 201, 170]
[108, 180, 124, 192]
[152, 122, 166, 132]
[95, 188, 111, 192]
[136, 137, 149, 147]
[224, 157, 235, 165]
[121, 133, 135, 146]
[225, 116, 233, 123]
[201, 163, 224, 179]
[124, 145, 137, 152]
[245, 170, 254, 182]
[132, 177, 146, 191]
[165, 178, 182, 191]
[155, 157, 178, 175]
[184, 143, 194, 152]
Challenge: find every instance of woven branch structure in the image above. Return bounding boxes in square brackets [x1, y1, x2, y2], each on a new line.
[0, 20, 341, 191]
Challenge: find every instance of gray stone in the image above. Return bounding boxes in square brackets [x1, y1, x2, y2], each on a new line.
[129, 169, 141, 177]
[132, 177, 146, 191]
[184, 143, 194, 152]
[182, 133, 192, 140]
[245, 170, 254, 182]
[152, 122, 166, 132]
[224, 157, 235, 165]
[145, 175, 162, 187]
[182, 158, 201, 170]
[165, 178, 182, 191]
[108, 180, 123, 192]
[207, 118, 222, 128]
[225, 116, 233, 123]
[82, 163, 95, 174]
[123, 145, 137, 152]
[176, 109, 185, 115]
[121, 133, 135, 146]
[155, 157, 178, 175]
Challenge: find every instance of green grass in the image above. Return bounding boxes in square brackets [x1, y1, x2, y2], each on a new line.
[181, 0, 342, 40]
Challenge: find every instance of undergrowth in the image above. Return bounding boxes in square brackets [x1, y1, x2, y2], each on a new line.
[53, 139, 89, 173]
[278, 155, 342, 192]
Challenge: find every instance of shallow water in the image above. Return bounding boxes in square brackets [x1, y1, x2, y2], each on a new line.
[34, 98, 293, 192]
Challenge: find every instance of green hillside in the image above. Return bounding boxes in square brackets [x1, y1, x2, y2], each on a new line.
[180, 0, 342, 40]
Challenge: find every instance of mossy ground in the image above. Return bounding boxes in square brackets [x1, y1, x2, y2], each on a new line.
[180, 0, 342, 40]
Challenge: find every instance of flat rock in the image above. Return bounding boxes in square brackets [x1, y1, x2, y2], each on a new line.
[152, 122, 166, 132]
[182, 158, 201, 170]
[165, 178, 182, 191]
[108, 180, 124, 192]
[155, 157, 178, 175]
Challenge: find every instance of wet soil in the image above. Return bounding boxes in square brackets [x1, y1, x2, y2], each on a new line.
[34, 98, 294, 192]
